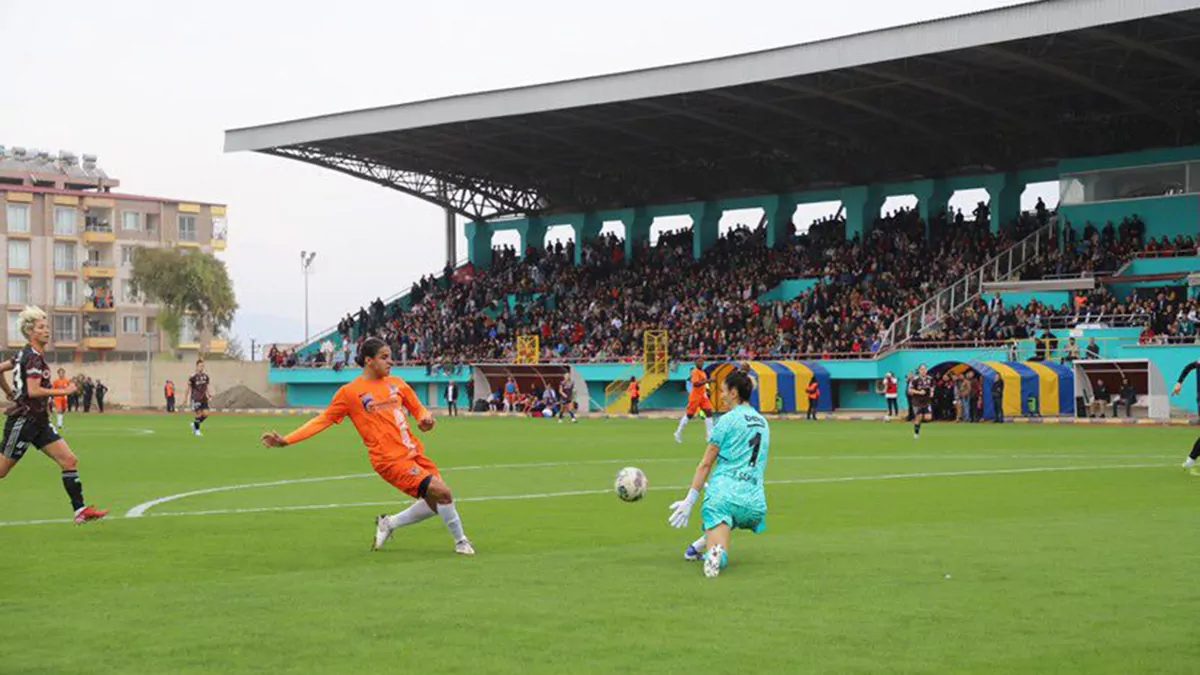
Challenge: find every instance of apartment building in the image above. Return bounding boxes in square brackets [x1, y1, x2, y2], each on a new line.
[0, 147, 228, 361]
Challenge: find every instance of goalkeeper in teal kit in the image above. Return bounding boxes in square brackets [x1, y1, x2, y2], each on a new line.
[667, 370, 769, 579]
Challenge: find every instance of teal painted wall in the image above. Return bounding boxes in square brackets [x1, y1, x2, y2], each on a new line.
[758, 278, 824, 303]
[835, 381, 880, 410]
[1059, 194, 1199, 241]
[1122, 257, 1200, 276]
[272, 339, 1200, 413]
[992, 291, 1073, 308]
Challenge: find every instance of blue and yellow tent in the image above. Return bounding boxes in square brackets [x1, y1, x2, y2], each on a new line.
[932, 360, 1075, 419]
[705, 361, 832, 413]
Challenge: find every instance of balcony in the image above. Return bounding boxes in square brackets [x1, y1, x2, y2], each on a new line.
[210, 238, 227, 251]
[83, 221, 116, 245]
[209, 339, 228, 353]
[83, 322, 116, 350]
[84, 336, 116, 349]
[82, 260, 116, 279]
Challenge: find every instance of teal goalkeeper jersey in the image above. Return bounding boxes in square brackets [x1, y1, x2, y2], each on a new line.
[706, 404, 770, 509]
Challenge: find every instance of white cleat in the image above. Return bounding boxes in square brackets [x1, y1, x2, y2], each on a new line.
[455, 538, 476, 556]
[704, 545, 725, 579]
[674, 431, 683, 444]
[372, 514, 393, 551]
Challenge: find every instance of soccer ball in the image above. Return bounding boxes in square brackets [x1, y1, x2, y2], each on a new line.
[614, 467, 648, 502]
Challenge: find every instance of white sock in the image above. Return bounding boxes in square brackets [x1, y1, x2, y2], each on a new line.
[57, 414, 63, 428]
[690, 535, 707, 551]
[704, 417, 715, 439]
[386, 500, 436, 530]
[676, 416, 689, 434]
[439, 501, 467, 542]
[1185, 457, 1196, 468]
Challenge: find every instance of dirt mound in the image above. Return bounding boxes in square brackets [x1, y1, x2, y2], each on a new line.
[211, 385, 276, 409]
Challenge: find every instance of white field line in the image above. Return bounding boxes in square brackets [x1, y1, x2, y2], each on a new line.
[0, 462, 1168, 528]
[121, 454, 1172, 519]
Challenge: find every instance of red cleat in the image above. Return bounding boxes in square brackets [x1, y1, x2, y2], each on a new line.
[74, 505, 109, 525]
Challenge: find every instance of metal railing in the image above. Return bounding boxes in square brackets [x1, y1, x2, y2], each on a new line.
[881, 221, 1056, 350]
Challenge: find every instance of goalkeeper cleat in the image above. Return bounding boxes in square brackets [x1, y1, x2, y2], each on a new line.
[704, 545, 727, 579]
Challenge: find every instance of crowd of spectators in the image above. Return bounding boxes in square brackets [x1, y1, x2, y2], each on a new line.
[275, 200, 1200, 367]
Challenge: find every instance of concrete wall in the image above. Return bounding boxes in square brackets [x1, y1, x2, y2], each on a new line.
[65, 359, 284, 409]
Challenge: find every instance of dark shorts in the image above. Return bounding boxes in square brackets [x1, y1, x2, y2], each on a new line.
[1, 415, 62, 462]
[193, 400, 210, 414]
[914, 403, 933, 416]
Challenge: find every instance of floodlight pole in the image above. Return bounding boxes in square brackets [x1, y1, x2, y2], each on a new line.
[301, 251, 316, 342]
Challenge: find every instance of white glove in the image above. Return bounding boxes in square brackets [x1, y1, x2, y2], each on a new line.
[667, 488, 701, 529]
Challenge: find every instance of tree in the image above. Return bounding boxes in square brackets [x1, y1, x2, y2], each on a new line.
[224, 335, 246, 360]
[129, 248, 237, 347]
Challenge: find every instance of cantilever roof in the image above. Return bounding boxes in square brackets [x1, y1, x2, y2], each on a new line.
[225, 0, 1200, 220]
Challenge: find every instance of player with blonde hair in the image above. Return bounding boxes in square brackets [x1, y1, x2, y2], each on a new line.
[0, 307, 107, 523]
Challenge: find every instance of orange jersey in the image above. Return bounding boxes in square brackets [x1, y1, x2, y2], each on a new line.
[286, 375, 430, 466]
[689, 368, 711, 400]
[52, 378, 70, 411]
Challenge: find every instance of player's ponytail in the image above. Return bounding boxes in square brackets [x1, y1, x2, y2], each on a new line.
[357, 337, 386, 367]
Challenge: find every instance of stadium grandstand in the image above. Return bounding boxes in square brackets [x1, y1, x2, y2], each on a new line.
[227, 0, 1200, 418]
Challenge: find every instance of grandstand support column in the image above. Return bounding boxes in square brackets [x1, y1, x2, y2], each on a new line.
[444, 207, 457, 267]
[575, 212, 603, 266]
[517, 217, 547, 260]
[841, 186, 883, 242]
[913, 179, 951, 242]
[765, 194, 798, 249]
[624, 207, 652, 264]
[690, 201, 721, 260]
[984, 172, 1023, 234]
[465, 220, 493, 269]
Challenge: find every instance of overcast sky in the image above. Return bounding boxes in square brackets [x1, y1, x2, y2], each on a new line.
[0, 0, 1049, 348]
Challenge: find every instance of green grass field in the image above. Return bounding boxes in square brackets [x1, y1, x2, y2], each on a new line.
[2, 413, 1198, 674]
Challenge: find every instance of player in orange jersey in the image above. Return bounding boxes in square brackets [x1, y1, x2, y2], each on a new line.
[261, 337, 474, 556]
[52, 368, 70, 431]
[675, 360, 716, 444]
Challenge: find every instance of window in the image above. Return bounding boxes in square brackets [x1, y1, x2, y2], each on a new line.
[55, 279, 76, 306]
[53, 242, 77, 272]
[122, 211, 142, 232]
[6, 204, 30, 234]
[8, 240, 30, 269]
[120, 279, 140, 304]
[179, 316, 199, 344]
[54, 207, 77, 236]
[7, 312, 19, 343]
[178, 215, 197, 241]
[120, 244, 140, 266]
[7, 277, 29, 305]
[122, 316, 141, 334]
[52, 315, 78, 343]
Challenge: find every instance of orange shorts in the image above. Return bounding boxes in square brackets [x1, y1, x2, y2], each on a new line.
[686, 394, 715, 417]
[54, 398, 67, 413]
[374, 454, 441, 499]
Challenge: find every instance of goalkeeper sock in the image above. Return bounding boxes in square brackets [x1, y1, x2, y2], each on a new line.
[387, 500, 436, 530]
[439, 502, 467, 543]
